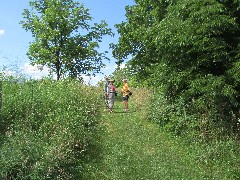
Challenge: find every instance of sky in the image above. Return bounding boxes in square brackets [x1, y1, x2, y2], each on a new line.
[0, 0, 135, 85]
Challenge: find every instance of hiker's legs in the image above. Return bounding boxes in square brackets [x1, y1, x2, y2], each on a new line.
[123, 95, 129, 111]
[104, 93, 109, 109]
[124, 101, 128, 111]
[108, 93, 115, 112]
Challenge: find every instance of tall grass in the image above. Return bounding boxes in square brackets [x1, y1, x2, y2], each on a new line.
[147, 90, 240, 179]
[0, 78, 102, 179]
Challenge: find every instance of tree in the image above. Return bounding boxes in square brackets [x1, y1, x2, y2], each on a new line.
[21, 0, 113, 80]
[111, 0, 174, 85]
[109, 60, 149, 88]
[113, 0, 240, 136]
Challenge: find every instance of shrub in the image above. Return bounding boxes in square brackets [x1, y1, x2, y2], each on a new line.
[148, 81, 240, 141]
[0, 78, 102, 179]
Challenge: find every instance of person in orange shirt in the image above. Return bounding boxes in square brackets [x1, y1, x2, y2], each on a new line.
[121, 79, 130, 112]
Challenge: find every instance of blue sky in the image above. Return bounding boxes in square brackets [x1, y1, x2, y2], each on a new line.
[0, 0, 135, 84]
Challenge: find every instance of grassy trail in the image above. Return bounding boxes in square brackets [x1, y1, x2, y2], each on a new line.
[82, 94, 207, 179]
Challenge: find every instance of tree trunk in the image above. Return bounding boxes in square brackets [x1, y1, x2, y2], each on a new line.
[56, 50, 61, 80]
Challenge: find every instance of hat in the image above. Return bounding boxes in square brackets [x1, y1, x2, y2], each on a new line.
[122, 79, 127, 82]
[109, 79, 115, 82]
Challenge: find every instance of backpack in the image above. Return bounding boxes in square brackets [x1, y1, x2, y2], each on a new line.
[127, 90, 132, 96]
[111, 85, 115, 92]
[112, 86, 118, 96]
[110, 85, 117, 96]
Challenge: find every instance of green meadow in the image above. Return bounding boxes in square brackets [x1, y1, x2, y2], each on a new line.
[0, 80, 239, 179]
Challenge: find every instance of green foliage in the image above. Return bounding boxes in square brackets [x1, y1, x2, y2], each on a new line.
[113, 0, 240, 138]
[82, 89, 240, 179]
[191, 138, 240, 179]
[151, 0, 240, 137]
[109, 62, 148, 88]
[20, 0, 113, 80]
[0, 78, 102, 179]
[146, 89, 240, 178]
[111, 0, 174, 85]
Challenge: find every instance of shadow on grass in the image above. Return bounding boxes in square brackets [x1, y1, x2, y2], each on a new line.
[74, 123, 107, 179]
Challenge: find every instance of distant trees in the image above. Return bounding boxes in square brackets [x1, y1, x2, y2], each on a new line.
[109, 61, 148, 88]
[112, 0, 240, 137]
[21, 0, 113, 80]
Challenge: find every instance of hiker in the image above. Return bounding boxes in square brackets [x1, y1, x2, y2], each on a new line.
[107, 79, 116, 113]
[103, 77, 109, 108]
[121, 79, 130, 112]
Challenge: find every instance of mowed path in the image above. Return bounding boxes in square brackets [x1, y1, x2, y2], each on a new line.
[81, 95, 207, 179]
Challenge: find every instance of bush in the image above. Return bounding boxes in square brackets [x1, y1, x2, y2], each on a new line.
[147, 91, 195, 137]
[148, 90, 240, 179]
[0, 78, 102, 179]
[147, 87, 239, 142]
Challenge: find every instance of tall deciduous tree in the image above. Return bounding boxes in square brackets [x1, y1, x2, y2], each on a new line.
[21, 0, 113, 80]
[111, 0, 174, 83]
[113, 0, 240, 135]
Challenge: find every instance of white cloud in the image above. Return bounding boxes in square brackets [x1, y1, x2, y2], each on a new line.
[82, 74, 103, 86]
[2, 69, 15, 77]
[119, 63, 126, 69]
[22, 63, 103, 85]
[20, 63, 111, 86]
[0, 29, 5, 36]
[23, 63, 51, 79]
[101, 63, 117, 74]
[111, 63, 126, 70]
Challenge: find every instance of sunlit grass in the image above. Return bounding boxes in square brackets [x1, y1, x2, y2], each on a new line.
[81, 88, 240, 179]
[1, 79, 239, 179]
[82, 89, 205, 179]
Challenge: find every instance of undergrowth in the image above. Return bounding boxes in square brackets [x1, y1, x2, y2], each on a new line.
[148, 90, 240, 179]
[0, 78, 102, 179]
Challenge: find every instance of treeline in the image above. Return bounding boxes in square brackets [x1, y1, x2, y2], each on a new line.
[0, 78, 102, 179]
[112, 0, 240, 139]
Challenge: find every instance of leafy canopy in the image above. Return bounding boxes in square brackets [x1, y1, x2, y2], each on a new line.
[112, 0, 240, 136]
[21, 0, 113, 80]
